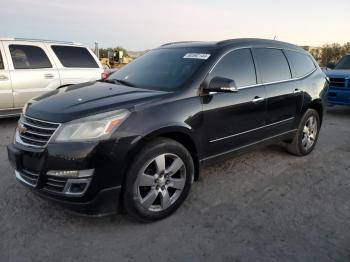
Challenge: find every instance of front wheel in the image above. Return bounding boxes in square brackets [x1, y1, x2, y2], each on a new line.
[123, 138, 194, 222]
[287, 109, 321, 156]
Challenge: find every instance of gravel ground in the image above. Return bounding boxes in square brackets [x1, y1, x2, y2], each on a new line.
[1, 107, 350, 262]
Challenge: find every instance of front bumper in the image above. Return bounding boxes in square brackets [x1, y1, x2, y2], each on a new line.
[7, 140, 127, 215]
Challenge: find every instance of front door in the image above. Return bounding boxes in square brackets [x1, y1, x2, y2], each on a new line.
[3, 41, 60, 108]
[201, 48, 267, 159]
[0, 42, 13, 109]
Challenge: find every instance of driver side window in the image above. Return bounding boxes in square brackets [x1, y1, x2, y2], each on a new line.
[211, 48, 257, 87]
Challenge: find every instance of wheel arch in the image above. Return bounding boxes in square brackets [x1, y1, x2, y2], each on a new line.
[308, 99, 324, 124]
[125, 126, 200, 183]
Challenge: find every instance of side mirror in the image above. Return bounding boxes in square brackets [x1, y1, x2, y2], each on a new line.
[204, 77, 238, 93]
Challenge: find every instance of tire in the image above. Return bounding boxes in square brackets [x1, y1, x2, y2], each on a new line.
[123, 137, 194, 222]
[287, 109, 321, 156]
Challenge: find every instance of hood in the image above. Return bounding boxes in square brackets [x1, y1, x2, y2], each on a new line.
[26, 81, 168, 123]
[325, 69, 350, 78]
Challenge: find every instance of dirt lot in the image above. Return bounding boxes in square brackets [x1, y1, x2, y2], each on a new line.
[1, 107, 350, 262]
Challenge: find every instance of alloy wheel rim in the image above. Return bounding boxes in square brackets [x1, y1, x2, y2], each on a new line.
[302, 115, 318, 150]
[135, 153, 186, 212]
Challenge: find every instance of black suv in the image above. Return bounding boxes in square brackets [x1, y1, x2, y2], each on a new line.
[7, 39, 328, 221]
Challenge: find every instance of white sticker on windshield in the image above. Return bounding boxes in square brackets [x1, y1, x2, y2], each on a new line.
[183, 53, 211, 60]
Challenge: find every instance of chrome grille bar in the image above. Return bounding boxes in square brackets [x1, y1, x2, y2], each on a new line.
[16, 115, 61, 148]
[15, 169, 39, 187]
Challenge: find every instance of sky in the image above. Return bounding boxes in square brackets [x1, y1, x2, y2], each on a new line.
[1, 0, 349, 50]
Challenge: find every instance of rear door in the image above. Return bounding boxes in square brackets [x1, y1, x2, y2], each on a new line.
[253, 48, 302, 135]
[0, 41, 13, 109]
[3, 41, 60, 107]
[46, 45, 103, 85]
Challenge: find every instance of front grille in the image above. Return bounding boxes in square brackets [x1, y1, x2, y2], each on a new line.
[18, 169, 39, 186]
[330, 78, 345, 87]
[17, 115, 60, 148]
[329, 78, 349, 88]
[43, 176, 68, 193]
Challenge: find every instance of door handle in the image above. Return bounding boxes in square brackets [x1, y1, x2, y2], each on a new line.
[0, 75, 8, 81]
[44, 73, 54, 79]
[293, 88, 303, 94]
[252, 96, 265, 104]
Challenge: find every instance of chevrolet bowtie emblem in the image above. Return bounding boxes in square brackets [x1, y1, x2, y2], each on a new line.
[17, 124, 27, 134]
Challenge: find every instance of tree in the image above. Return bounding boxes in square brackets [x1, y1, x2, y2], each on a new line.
[309, 49, 321, 62]
[320, 43, 342, 66]
[306, 43, 350, 66]
[343, 42, 350, 54]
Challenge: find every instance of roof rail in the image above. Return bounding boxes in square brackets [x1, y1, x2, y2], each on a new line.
[161, 41, 201, 46]
[0, 37, 81, 45]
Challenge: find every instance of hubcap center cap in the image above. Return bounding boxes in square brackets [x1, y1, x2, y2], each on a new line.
[157, 176, 166, 187]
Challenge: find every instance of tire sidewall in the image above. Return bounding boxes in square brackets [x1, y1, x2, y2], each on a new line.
[123, 138, 194, 222]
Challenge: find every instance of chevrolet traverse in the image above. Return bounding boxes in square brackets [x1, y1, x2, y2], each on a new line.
[7, 39, 328, 222]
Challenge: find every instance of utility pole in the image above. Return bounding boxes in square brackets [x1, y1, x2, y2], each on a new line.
[94, 42, 99, 58]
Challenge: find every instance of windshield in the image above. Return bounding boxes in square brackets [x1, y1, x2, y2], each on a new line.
[335, 55, 350, 70]
[107, 48, 211, 91]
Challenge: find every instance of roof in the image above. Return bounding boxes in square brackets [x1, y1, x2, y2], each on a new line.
[0, 37, 82, 45]
[159, 38, 304, 52]
[160, 41, 219, 49]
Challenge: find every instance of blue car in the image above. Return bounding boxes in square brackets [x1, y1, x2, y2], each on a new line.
[325, 54, 350, 106]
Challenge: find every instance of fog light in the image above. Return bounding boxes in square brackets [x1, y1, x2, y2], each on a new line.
[69, 183, 87, 193]
[64, 178, 92, 196]
[47, 169, 94, 178]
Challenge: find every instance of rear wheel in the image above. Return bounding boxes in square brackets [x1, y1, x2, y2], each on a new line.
[287, 109, 321, 156]
[123, 138, 194, 222]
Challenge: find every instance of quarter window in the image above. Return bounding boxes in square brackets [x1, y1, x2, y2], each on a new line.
[9, 45, 52, 69]
[51, 46, 99, 68]
[254, 48, 291, 83]
[0, 51, 4, 69]
[211, 49, 257, 87]
[284, 50, 316, 78]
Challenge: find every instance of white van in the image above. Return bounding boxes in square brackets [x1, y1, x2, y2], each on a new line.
[0, 38, 104, 117]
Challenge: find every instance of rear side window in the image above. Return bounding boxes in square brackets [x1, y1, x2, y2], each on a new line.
[254, 48, 291, 83]
[284, 50, 315, 78]
[51, 46, 99, 68]
[0, 51, 4, 69]
[211, 49, 257, 87]
[9, 45, 52, 69]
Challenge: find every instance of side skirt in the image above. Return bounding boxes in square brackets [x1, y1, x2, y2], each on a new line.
[199, 129, 297, 167]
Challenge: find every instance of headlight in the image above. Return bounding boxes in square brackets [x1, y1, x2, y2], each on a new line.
[53, 109, 129, 142]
